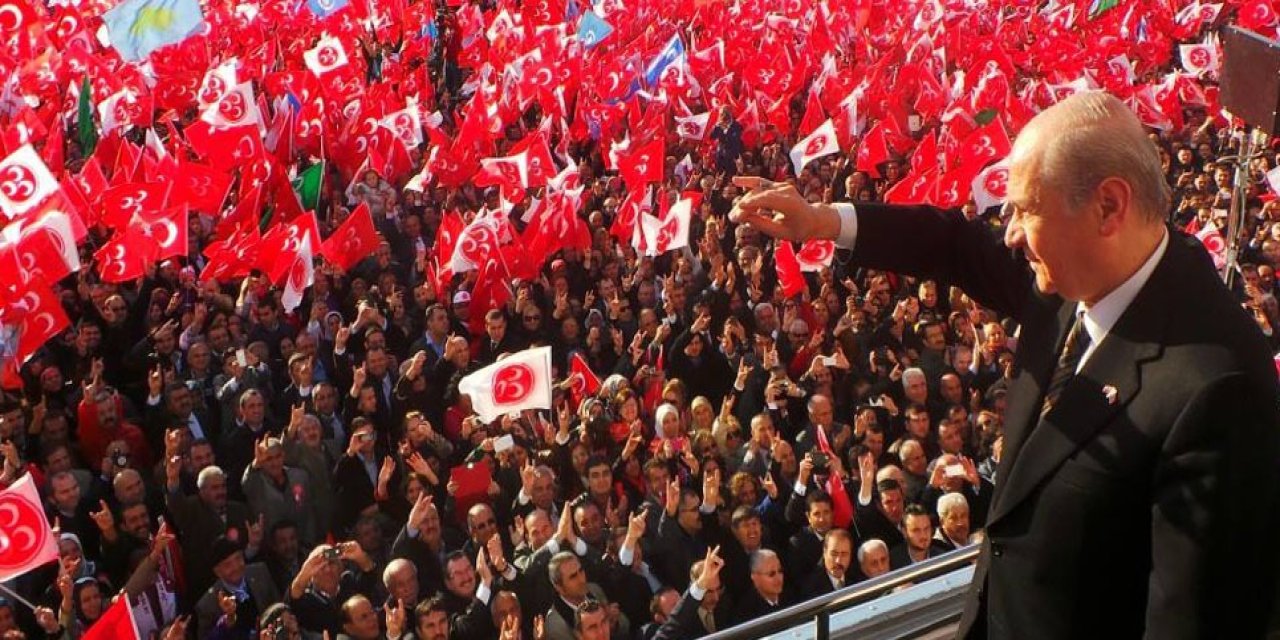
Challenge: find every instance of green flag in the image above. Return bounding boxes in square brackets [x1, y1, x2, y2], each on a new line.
[293, 163, 324, 211]
[1088, 0, 1119, 19]
[77, 77, 97, 156]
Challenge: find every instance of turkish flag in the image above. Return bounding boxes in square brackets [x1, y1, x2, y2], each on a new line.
[0, 209, 82, 287]
[0, 473, 60, 582]
[855, 121, 891, 178]
[775, 240, 805, 299]
[617, 137, 664, 189]
[434, 210, 465, 269]
[321, 202, 382, 271]
[568, 351, 601, 405]
[133, 204, 189, 262]
[81, 593, 142, 640]
[458, 346, 554, 422]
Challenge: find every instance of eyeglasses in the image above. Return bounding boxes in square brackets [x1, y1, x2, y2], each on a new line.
[523, 315, 541, 322]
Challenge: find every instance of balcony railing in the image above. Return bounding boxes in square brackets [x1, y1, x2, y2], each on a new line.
[702, 544, 981, 640]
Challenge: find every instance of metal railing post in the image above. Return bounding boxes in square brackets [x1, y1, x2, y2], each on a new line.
[816, 612, 830, 640]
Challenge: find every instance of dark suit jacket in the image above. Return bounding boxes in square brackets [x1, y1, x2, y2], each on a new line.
[846, 204, 1280, 639]
[165, 490, 253, 597]
[728, 588, 782, 628]
[195, 563, 281, 638]
[652, 587, 722, 640]
[799, 568, 837, 602]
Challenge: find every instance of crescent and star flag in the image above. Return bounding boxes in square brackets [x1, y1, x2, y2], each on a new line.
[458, 346, 553, 422]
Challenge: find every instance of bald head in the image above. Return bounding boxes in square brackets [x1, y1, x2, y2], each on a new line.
[1012, 91, 1170, 223]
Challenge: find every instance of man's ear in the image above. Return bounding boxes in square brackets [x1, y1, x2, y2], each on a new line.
[1096, 177, 1132, 236]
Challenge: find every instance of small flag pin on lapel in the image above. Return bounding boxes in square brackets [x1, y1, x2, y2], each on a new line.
[1102, 385, 1118, 405]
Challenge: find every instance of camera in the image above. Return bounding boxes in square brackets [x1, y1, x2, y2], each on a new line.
[323, 546, 342, 561]
[810, 451, 830, 473]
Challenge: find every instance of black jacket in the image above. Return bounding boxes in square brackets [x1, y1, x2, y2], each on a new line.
[843, 203, 1280, 639]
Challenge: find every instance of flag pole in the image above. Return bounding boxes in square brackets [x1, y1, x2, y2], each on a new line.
[0, 582, 40, 611]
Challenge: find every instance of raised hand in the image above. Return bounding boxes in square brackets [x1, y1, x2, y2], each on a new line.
[89, 500, 114, 534]
[694, 545, 725, 591]
[387, 598, 407, 639]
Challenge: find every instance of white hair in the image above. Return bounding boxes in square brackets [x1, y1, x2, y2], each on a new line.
[936, 492, 970, 520]
[1028, 91, 1171, 222]
[197, 465, 225, 490]
[857, 539, 888, 564]
[383, 558, 416, 588]
[902, 368, 926, 390]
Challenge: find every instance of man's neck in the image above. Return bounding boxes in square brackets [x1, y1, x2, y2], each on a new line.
[1082, 226, 1166, 309]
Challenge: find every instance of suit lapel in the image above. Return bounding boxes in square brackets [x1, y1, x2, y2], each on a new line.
[987, 295, 1071, 516]
[988, 245, 1174, 526]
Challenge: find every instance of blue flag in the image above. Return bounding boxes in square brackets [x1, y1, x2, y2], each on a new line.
[102, 0, 204, 61]
[577, 11, 612, 49]
[644, 34, 685, 87]
[306, 0, 349, 20]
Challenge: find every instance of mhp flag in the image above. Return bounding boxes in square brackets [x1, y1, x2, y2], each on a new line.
[102, 0, 204, 61]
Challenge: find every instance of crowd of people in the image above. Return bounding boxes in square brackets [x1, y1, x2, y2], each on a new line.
[1, 1, 1277, 640]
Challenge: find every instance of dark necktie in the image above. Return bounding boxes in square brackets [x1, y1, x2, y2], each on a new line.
[1041, 312, 1091, 418]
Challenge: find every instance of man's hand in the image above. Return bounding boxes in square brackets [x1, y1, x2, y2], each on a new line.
[702, 468, 720, 510]
[729, 177, 839, 242]
[387, 598, 407, 639]
[694, 546, 725, 592]
[476, 546, 493, 586]
[486, 534, 509, 573]
[148, 365, 164, 398]
[798, 453, 815, 487]
[90, 500, 114, 534]
[665, 477, 681, 517]
[217, 588, 238, 617]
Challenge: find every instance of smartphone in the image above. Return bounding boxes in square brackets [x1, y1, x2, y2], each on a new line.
[820, 355, 838, 367]
[236, 349, 248, 368]
[945, 464, 967, 478]
[494, 434, 515, 453]
[323, 546, 342, 561]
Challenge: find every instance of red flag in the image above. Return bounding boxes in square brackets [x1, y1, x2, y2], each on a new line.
[855, 122, 891, 178]
[321, 203, 382, 270]
[0, 473, 60, 581]
[95, 233, 151, 283]
[775, 240, 805, 298]
[172, 160, 232, 215]
[568, 351, 602, 405]
[97, 182, 171, 228]
[955, 120, 1012, 172]
[4, 280, 68, 368]
[617, 137, 664, 189]
[82, 595, 141, 640]
[133, 205, 189, 262]
[798, 89, 826, 138]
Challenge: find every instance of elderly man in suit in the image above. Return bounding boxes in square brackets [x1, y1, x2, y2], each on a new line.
[731, 91, 1280, 638]
[196, 536, 281, 638]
